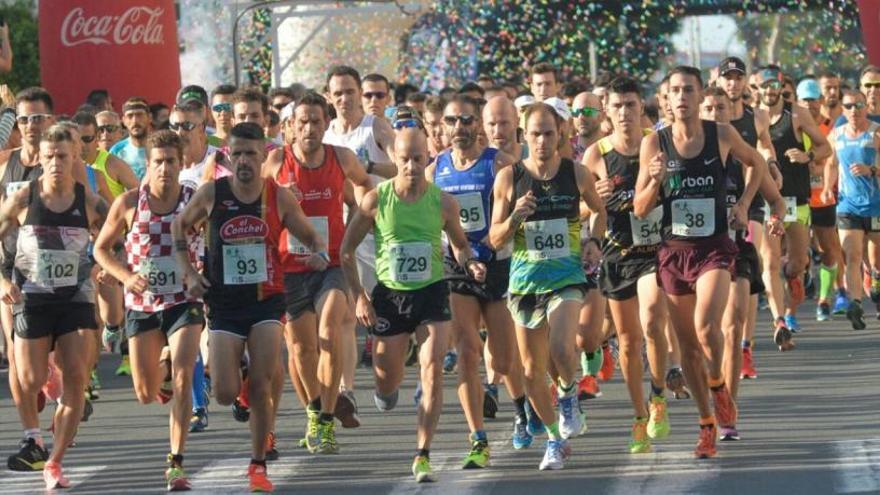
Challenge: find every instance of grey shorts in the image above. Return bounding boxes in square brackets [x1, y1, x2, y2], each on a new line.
[284, 267, 348, 319]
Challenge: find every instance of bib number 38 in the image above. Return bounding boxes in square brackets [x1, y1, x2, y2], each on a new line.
[671, 198, 715, 237]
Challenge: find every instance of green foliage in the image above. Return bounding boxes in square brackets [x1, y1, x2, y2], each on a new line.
[0, 0, 39, 91]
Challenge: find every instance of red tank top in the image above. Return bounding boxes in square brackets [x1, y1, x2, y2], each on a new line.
[276, 144, 346, 273]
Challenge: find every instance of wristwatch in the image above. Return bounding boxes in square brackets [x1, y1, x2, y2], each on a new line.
[807, 150, 815, 162]
[871, 166, 878, 178]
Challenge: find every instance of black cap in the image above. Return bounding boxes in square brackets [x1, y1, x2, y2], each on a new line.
[176, 85, 208, 106]
[718, 57, 746, 76]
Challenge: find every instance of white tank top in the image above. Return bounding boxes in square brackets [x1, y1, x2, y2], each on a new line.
[323, 114, 389, 186]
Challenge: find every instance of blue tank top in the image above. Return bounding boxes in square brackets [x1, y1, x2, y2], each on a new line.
[432, 147, 498, 262]
[832, 122, 880, 217]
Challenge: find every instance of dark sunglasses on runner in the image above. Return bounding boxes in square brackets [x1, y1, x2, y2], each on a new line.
[443, 114, 476, 126]
[212, 102, 232, 113]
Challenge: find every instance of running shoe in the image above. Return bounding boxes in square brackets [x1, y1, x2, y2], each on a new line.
[334, 390, 361, 428]
[157, 379, 173, 404]
[847, 300, 867, 330]
[233, 378, 251, 422]
[512, 418, 533, 450]
[247, 463, 273, 493]
[773, 318, 795, 352]
[316, 420, 338, 454]
[412, 455, 435, 483]
[816, 302, 831, 322]
[665, 367, 690, 399]
[462, 435, 490, 469]
[413, 381, 422, 407]
[787, 275, 805, 307]
[524, 400, 544, 437]
[598, 343, 615, 381]
[833, 290, 849, 315]
[265, 431, 280, 460]
[577, 375, 601, 400]
[442, 351, 458, 374]
[741, 347, 757, 379]
[360, 335, 373, 368]
[719, 425, 741, 441]
[115, 355, 132, 376]
[82, 398, 94, 422]
[85, 385, 99, 401]
[711, 385, 738, 428]
[629, 417, 651, 454]
[558, 393, 583, 439]
[483, 383, 499, 419]
[165, 465, 191, 492]
[538, 439, 571, 471]
[647, 395, 670, 439]
[43, 460, 70, 490]
[758, 292, 769, 310]
[304, 409, 321, 453]
[783, 314, 801, 334]
[694, 425, 717, 459]
[190, 407, 208, 433]
[7, 437, 48, 471]
[90, 368, 102, 390]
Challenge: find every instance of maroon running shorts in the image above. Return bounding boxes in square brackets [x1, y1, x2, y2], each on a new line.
[656, 234, 738, 296]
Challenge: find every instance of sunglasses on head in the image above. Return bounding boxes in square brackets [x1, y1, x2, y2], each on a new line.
[169, 121, 197, 131]
[97, 124, 119, 134]
[16, 113, 50, 126]
[443, 114, 476, 126]
[363, 91, 387, 100]
[571, 107, 599, 117]
[81, 135, 96, 144]
[212, 102, 232, 113]
[842, 102, 867, 110]
[392, 118, 423, 130]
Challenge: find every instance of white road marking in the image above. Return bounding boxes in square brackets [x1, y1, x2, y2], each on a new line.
[608, 448, 721, 495]
[0, 464, 107, 494]
[188, 455, 306, 494]
[833, 439, 880, 494]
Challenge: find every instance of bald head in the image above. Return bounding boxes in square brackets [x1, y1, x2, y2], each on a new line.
[392, 127, 429, 183]
[572, 92, 602, 113]
[571, 91, 604, 139]
[483, 95, 518, 151]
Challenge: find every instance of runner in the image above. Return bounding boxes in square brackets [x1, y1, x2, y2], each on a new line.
[341, 127, 486, 482]
[0, 124, 108, 488]
[424, 96, 449, 161]
[834, 66, 880, 127]
[95, 111, 124, 153]
[529, 62, 560, 102]
[489, 102, 605, 470]
[583, 77, 669, 454]
[634, 66, 768, 458]
[818, 72, 842, 134]
[825, 90, 880, 329]
[427, 94, 527, 463]
[172, 122, 327, 492]
[73, 112, 138, 199]
[571, 91, 606, 163]
[110, 97, 152, 181]
[362, 73, 392, 120]
[483, 95, 522, 160]
[93, 130, 204, 491]
[756, 65, 831, 336]
[170, 102, 219, 191]
[209, 84, 237, 148]
[263, 92, 373, 451]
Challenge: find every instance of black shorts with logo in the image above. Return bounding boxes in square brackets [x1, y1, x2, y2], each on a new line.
[14, 303, 97, 341]
[444, 256, 509, 302]
[127, 302, 205, 338]
[371, 280, 451, 337]
[599, 258, 657, 301]
[207, 295, 284, 339]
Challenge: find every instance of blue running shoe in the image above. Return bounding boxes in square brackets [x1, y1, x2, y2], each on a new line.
[442, 351, 458, 374]
[524, 399, 544, 437]
[816, 302, 831, 322]
[558, 394, 583, 439]
[189, 408, 208, 433]
[833, 290, 849, 315]
[783, 314, 801, 333]
[511, 418, 533, 450]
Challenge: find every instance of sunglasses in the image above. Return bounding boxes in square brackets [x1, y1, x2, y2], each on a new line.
[169, 121, 197, 131]
[363, 92, 387, 100]
[863, 82, 880, 89]
[211, 102, 232, 113]
[97, 124, 119, 134]
[392, 118, 422, 130]
[782, 91, 792, 99]
[801, 97, 818, 102]
[571, 107, 599, 117]
[80, 135, 96, 144]
[16, 113, 51, 126]
[760, 81, 782, 90]
[443, 114, 476, 126]
[842, 102, 867, 110]
[272, 103, 288, 111]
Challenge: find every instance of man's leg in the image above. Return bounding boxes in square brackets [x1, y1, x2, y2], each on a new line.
[721, 278, 750, 400]
[4, 303, 41, 449]
[638, 275, 669, 397]
[128, 329, 166, 404]
[449, 293, 484, 436]
[372, 333, 409, 406]
[814, 224, 842, 314]
[607, 297, 649, 418]
[246, 322, 284, 462]
[315, 289, 349, 423]
[47, 330, 95, 463]
[286, 314, 320, 406]
[760, 229, 785, 321]
[208, 333, 246, 407]
[784, 223, 811, 318]
[167, 324, 203, 457]
[416, 322, 451, 452]
[840, 227, 866, 328]
[484, 299, 526, 419]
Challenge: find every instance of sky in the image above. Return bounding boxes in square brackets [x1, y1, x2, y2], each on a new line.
[671, 14, 746, 58]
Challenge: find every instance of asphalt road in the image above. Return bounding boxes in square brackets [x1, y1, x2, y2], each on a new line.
[1, 302, 878, 494]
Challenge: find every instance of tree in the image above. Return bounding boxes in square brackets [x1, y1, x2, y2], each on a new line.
[0, 0, 40, 91]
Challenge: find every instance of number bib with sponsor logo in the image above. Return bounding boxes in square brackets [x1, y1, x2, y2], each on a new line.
[872, 217, 880, 231]
[783, 196, 797, 222]
[388, 242, 431, 283]
[222, 244, 267, 285]
[629, 206, 662, 246]
[5, 181, 28, 197]
[671, 198, 715, 237]
[524, 218, 570, 260]
[456, 192, 485, 232]
[287, 216, 328, 255]
[34, 249, 79, 288]
[139, 256, 182, 295]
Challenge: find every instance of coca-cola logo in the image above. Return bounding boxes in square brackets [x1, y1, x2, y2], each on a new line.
[60, 7, 164, 47]
[220, 215, 268, 241]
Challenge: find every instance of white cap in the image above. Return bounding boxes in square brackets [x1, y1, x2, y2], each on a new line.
[513, 95, 536, 109]
[279, 101, 295, 122]
[543, 97, 571, 121]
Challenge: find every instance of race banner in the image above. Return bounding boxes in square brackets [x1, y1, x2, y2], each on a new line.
[857, 0, 880, 66]
[38, 0, 181, 115]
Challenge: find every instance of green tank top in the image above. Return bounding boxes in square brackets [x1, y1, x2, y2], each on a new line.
[91, 149, 126, 198]
[374, 180, 444, 290]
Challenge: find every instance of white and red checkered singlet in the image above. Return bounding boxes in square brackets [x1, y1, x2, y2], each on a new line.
[124, 185, 201, 313]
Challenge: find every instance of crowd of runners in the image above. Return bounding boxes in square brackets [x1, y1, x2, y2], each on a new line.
[1, 55, 879, 492]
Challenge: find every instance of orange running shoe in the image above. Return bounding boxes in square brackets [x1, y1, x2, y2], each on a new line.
[265, 431, 279, 461]
[711, 385, 738, 427]
[577, 375, 601, 400]
[43, 460, 70, 490]
[694, 425, 717, 458]
[597, 344, 615, 381]
[247, 463, 273, 493]
[741, 347, 757, 379]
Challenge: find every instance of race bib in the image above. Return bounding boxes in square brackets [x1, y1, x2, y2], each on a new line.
[5, 181, 28, 197]
[783, 197, 797, 222]
[222, 244, 267, 285]
[872, 217, 880, 231]
[456, 192, 486, 233]
[671, 198, 715, 237]
[524, 218, 570, 260]
[139, 256, 182, 295]
[34, 249, 79, 288]
[388, 242, 431, 283]
[629, 206, 662, 246]
[810, 174, 824, 189]
[287, 216, 328, 255]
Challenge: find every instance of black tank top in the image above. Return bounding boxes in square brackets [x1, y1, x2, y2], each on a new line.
[658, 120, 728, 241]
[1, 149, 42, 198]
[598, 137, 660, 262]
[725, 158, 747, 242]
[512, 158, 580, 222]
[14, 180, 94, 306]
[770, 101, 809, 204]
[730, 106, 765, 219]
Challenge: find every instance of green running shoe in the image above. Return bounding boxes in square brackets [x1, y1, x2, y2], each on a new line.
[316, 420, 339, 454]
[647, 395, 670, 439]
[304, 408, 321, 453]
[412, 455, 435, 483]
[629, 417, 652, 454]
[461, 435, 490, 469]
[115, 355, 132, 376]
